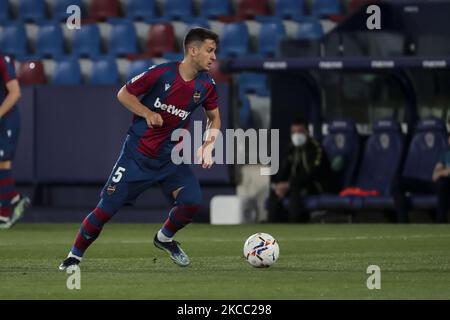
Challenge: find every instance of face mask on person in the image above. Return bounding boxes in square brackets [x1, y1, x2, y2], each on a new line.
[291, 133, 307, 147]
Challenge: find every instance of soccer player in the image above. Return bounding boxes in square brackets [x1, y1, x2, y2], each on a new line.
[59, 28, 221, 269]
[0, 54, 30, 230]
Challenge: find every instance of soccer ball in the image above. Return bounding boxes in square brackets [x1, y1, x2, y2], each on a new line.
[243, 233, 279, 268]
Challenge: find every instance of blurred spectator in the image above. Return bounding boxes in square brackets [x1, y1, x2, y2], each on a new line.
[268, 118, 335, 223]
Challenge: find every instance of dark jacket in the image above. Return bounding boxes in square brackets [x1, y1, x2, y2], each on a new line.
[275, 137, 332, 195]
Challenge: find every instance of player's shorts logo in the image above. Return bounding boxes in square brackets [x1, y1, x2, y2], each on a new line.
[106, 184, 116, 195]
[193, 91, 201, 103]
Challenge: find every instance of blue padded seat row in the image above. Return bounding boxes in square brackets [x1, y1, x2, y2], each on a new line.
[358, 119, 404, 209]
[258, 21, 286, 57]
[239, 72, 269, 97]
[18, 0, 46, 22]
[402, 117, 448, 209]
[126, 0, 157, 20]
[310, 119, 404, 211]
[126, 59, 154, 81]
[219, 22, 249, 58]
[322, 118, 360, 189]
[90, 57, 119, 85]
[72, 23, 102, 58]
[52, 57, 81, 85]
[36, 22, 65, 58]
[163, 0, 193, 20]
[295, 18, 323, 40]
[306, 119, 360, 211]
[201, 0, 231, 18]
[274, 0, 305, 20]
[0, 23, 28, 57]
[53, 0, 83, 21]
[108, 18, 138, 56]
[312, 0, 342, 17]
[0, 0, 9, 23]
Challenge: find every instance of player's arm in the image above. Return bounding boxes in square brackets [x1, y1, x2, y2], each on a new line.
[197, 107, 221, 169]
[204, 107, 221, 145]
[117, 86, 162, 128]
[432, 161, 449, 181]
[0, 79, 21, 119]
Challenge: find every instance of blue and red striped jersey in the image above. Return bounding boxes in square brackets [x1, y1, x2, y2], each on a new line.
[125, 61, 218, 159]
[0, 55, 17, 105]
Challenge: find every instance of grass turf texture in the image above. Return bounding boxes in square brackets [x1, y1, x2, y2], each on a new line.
[0, 223, 449, 299]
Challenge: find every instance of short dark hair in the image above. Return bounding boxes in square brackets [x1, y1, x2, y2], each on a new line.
[291, 117, 309, 128]
[183, 27, 219, 53]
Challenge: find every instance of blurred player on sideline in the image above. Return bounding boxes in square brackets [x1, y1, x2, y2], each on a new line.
[0, 54, 30, 230]
[59, 28, 221, 269]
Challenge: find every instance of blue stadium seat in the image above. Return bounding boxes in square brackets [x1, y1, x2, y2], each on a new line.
[52, 57, 82, 85]
[126, 0, 157, 20]
[274, 0, 305, 20]
[401, 118, 448, 209]
[0, 23, 28, 58]
[163, 0, 193, 20]
[126, 59, 154, 81]
[108, 18, 138, 56]
[219, 23, 249, 58]
[162, 52, 184, 61]
[357, 119, 404, 209]
[53, 0, 83, 21]
[305, 119, 360, 212]
[312, 0, 342, 17]
[18, 0, 46, 22]
[238, 72, 269, 97]
[0, 0, 10, 23]
[90, 57, 119, 85]
[184, 17, 211, 29]
[318, 119, 404, 210]
[257, 21, 286, 57]
[295, 19, 323, 40]
[72, 24, 101, 58]
[200, 0, 231, 19]
[36, 23, 65, 58]
[322, 119, 360, 189]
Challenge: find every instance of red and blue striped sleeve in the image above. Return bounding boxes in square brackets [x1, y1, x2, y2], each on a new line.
[0, 55, 16, 83]
[125, 65, 167, 96]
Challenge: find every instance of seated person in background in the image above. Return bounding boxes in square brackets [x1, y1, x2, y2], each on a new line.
[393, 133, 450, 223]
[268, 118, 334, 223]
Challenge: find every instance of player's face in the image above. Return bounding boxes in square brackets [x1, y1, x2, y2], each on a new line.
[195, 39, 217, 71]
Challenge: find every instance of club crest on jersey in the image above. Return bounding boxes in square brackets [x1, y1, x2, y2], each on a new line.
[193, 91, 201, 103]
[106, 184, 116, 195]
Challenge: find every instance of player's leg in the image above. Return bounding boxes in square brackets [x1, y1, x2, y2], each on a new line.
[59, 139, 155, 269]
[0, 111, 30, 230]
[154, 164, 202, 266]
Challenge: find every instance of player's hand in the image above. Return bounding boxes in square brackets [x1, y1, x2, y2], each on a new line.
[197, 141, 214, 169]
[145, 111, 163, 128]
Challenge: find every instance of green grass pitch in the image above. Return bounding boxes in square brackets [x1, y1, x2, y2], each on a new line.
[0, 223, 449, 299]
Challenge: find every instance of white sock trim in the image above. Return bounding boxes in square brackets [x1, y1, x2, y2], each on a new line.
[157, 229, 173, 243]
[68, 252, 82, 261]
[11, 194, 20, 205]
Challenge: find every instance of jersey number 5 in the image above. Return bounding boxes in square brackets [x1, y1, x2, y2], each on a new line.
[112, 167, 126, 183]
